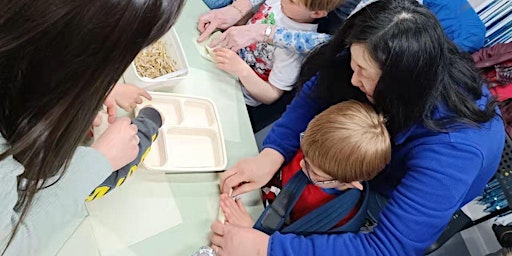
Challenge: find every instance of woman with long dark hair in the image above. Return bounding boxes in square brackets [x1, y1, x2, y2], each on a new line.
[211, 0, 505, 255]
[0, 0, 184, 254]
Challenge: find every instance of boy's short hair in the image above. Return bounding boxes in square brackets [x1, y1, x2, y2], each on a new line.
[295, 0, 346, 12]
[301, 100, 391, 182]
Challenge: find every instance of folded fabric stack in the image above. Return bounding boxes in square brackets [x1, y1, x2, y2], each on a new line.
[475, 0, 512, 47]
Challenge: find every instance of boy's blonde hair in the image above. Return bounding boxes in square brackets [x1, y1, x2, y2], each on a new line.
[295, 0, 346, 12]
[301, 100, 391, 182]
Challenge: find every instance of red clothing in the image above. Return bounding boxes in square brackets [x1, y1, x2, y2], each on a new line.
[280, 150, 360, 227]
[490, 83, 512, 101]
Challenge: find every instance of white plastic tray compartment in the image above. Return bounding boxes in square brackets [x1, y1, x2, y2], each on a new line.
[166, 127, 224, 169]
[143, 131, 168, 169]
[146, 100, 183, 126]
[182, 100, 215, 127]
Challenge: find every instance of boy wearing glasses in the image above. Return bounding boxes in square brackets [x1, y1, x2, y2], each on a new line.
[219, 100, 391, 231]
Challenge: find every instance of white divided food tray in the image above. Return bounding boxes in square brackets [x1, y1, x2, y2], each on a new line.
[124, 28, 189, 90]
[136, 92, 227, 173]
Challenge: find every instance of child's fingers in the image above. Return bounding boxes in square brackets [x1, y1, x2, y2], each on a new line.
[215, 57, 227, 64]
[224, 213, 231, 223]
[220, 195, 242, 218]
[214, 48, 235, 58]
[220, 200, 229, 215]
[213, 47, 229, 54]
[220, 200, 235, 222]
[139, 88, 151, 100]
[134, 96, 143, 104]
[214, 51, 228, 60]
[219, 194, 231, 209]
[236, 198, 249, 214]
[216, 63, 229, 72]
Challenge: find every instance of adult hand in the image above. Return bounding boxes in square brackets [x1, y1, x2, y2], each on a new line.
[197, 6, 243, 43]
[210, 221, 269, 256]
[210, 24, 269, 51]
[220, 148, 284, 196]
[91, 117, 139, 170]
[214, 48, 250, 77]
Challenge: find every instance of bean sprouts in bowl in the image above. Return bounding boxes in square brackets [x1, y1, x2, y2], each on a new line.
[129, 28, 189, 85]
[134, 40, 177, 79]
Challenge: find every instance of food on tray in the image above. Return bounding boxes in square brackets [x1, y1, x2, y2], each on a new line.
[134, 40, 177, 78]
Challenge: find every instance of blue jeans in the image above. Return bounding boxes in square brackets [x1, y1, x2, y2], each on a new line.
[202, 0, 232, 9]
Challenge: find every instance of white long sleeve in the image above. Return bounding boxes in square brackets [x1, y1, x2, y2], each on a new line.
[0, 136, 112, 256]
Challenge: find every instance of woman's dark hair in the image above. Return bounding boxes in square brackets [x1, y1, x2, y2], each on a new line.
[0, 0, 184, 250]
[298, 0, 497, 138]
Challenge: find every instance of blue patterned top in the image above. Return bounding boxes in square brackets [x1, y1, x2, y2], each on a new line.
[249, 0, 331, 54]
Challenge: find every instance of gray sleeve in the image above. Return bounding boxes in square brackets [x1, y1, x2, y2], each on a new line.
[86, 107, 162, 201]
[1, 146, 112, 255]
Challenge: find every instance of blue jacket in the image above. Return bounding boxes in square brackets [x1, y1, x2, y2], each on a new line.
[423, 0, 486, 53]
[326, 0, 485, 53]
[263, 76, 505, 255]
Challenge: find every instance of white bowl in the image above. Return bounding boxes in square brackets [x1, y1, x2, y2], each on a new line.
[123, 28, 189, 90]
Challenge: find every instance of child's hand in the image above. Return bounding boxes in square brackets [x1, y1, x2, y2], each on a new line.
[104, 84, 151, 123]
[219, 193, 254, 228]
[214, 48, 250, 77]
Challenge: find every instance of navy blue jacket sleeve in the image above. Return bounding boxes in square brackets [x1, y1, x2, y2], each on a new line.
[424, 0, 485, 53]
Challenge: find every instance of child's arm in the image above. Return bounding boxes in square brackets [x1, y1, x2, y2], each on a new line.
[272, 27, 331, 54]
[86, 107, 163, 201]
[210, 25, 331, 55]
[214, 48, 284, 105]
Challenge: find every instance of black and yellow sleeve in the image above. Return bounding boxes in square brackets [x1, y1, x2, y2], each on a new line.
[86, 107, 162, 201]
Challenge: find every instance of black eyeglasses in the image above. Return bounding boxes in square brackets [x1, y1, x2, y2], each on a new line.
[300, 132, 340, 186]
